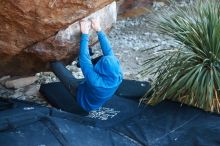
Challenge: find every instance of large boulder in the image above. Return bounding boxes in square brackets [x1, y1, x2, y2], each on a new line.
[0, 0, 116, 76]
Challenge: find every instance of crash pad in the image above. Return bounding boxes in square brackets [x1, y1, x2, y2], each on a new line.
[0, 80, 220, 146]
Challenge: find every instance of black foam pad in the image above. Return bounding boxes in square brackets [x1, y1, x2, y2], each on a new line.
[0, 98, 145, 146]
[1, 79, 220, 146]
[0, 99, 15, 111]
[115, 79, 151, 100]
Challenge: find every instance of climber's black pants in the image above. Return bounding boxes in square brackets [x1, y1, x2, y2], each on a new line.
[50, 56, 102, 114]
[51, 56, 103, 96]
[92, 55, 103, 65]
[50, 61, 87, 114]
[77, 55, 103, 68]
[51, 61, 79, 97]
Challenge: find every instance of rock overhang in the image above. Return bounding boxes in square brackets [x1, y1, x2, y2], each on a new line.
[0, 0, 117, 76]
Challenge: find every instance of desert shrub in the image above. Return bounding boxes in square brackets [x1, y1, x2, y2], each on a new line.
[141, 0, 220, 113]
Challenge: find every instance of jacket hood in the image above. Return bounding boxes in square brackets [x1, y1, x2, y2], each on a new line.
[94, 56, 123, 86]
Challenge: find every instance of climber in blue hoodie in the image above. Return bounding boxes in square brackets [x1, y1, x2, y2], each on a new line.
[50, 18, 123, 113]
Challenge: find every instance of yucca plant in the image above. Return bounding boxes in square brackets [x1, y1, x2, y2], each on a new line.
[141, 0, 220, 113]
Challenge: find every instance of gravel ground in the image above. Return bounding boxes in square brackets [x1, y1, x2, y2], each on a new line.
[0, 1, 191, 105]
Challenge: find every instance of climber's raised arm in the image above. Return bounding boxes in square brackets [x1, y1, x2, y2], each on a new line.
[91, 19, 114, 56]
[79, 21, 99, 85]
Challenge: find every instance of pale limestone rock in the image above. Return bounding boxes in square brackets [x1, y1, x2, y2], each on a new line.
[0, 76, 11, 85]
[5, 76, 38, 89]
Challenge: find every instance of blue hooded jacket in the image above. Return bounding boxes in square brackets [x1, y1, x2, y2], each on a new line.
[76, 31, 123, 112]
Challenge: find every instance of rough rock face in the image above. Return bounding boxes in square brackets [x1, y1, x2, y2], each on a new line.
[0, 0, 116, 76]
